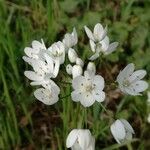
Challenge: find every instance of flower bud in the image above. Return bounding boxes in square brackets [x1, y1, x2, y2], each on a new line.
[76, 58, 84, 67]
[66, 64, 72, 75]
[68, 48, 78, 63]
[87, 62, 96, 74]
[72, 65, 83, 78]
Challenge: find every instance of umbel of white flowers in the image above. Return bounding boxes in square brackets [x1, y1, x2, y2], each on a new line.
[117, 63, 148, 95]
[66, 129, 95, 150]
[22, 23, 149, 147]
[110, 119, 135, 144]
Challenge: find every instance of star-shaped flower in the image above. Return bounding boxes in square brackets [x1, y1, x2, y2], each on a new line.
[22, 39, 46, 65]
[117, 63, 148, 95]
[71, 71, 105, 107]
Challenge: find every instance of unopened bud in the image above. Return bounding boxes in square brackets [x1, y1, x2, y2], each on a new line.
[68, 48, 78, 63]
[72, 65, 83, 78]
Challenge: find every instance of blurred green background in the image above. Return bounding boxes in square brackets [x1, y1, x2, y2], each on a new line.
[0, 0, 150, 149]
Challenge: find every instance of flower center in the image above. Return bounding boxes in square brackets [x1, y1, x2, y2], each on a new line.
[85, 84, 94, 93]
[123, 80, 130, 87]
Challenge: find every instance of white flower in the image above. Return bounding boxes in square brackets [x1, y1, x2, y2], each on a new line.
[68, 48, 78, 63]
[48, 41, 65, 64]
[22, 39, 46, 64]
[117, 63, 148, 95]
[71, 71, 105, 107]
[84, 23, 107, 43]
[89, 36, 118, 60]
[72, 65, 83, 78]
[76, 58, 84, 67]
[63, 27, 78, 50]
[66, 129, 95, 150]
[34, 82, 60, 105]
[24, 53, 60, 86]
[110, 119, 135, 144]
[87, 62, 96, 74]
[66, 64, 73, 75]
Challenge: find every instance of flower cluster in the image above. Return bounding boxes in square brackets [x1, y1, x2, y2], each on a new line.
[23, 23, 148, 149]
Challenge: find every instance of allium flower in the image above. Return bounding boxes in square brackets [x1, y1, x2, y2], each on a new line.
[72, 65, 83, 78]
[117, 63, 148, 95]
[22, 39, 46, 64]
[84, 23, 107, 43]
[68, 48, 78, 63]
[48, 41, 65, 64]
[24, 54, 60, 86]
[71, 71, 105, 107]
[63, 28, 78, 50]
[66, 129, 95, 150]
[34, 82, 60, 105]
[110, 119, 135, 144]
[89, 36, 118, 60]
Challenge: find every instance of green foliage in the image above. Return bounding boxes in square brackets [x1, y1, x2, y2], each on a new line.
[0, 0, 149, 149]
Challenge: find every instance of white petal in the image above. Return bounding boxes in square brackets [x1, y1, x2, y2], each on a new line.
[32, 60, 47, 74]
[110, 120, 126, 144]
[24, 71, 43, 81]
[93, 90, 105, 102]
[89, 40, 96, 52]
[117, 63, 135, 84]
[34, 88, 59, 105]
[22, 56, 33, 65]
[24, 47, 38, 58]
[100, 36, 109, 52]
[44, 53, 54, 71]
[89, 53, 100, 61]
[93, 23, 104, 41]
[66, 129, 78, 148]
[42, 80, 60, 95]
[84, 26, 95, 41]
[93, 75, 105, 90]
[32, 40, 46, 51]
[123, 86, 140, 96]
[130, 80, 148, 94]
[72, 76, 86, 89]
[120, 119, 135, 134]
[71, 90, 81, 102]
[104, 42, 118, 55]
[80, 93, 95, 107]
[128, 70, 147, 83]
[78, 129, 91, 149]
